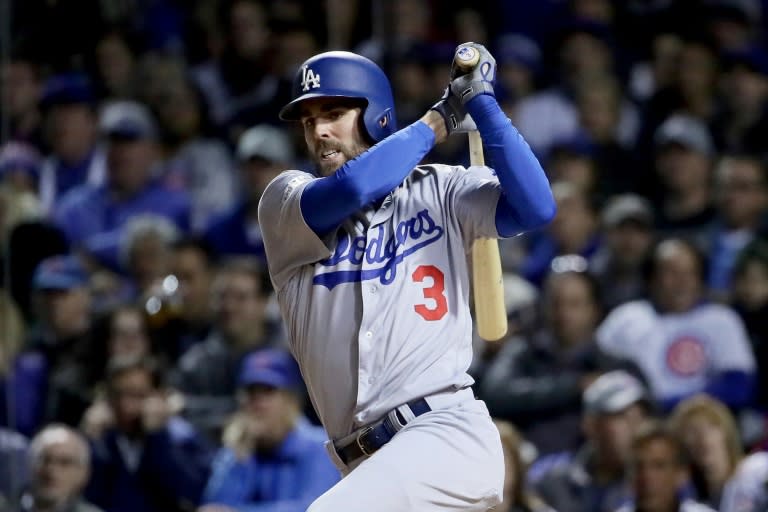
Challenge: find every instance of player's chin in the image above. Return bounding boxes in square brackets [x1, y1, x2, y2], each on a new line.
[317, 160, 343, 176]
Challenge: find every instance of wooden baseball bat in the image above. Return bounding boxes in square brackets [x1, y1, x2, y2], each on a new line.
[455, 45, 508, 341]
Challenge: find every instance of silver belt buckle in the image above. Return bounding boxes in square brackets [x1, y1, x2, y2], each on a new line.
[355, 425, 375, 456]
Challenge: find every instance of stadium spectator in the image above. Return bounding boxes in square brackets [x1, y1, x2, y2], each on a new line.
[82, 355, 211, 512]
[521, 181, 602, 286]
[190, 0, 278, 132]
[142, 59, 237, 232]
[590, 194, 655, 310]
[151, 237, 219, 360]
[712, 47, 768, 156]
[52, 100, 191, 271]
[494, 33, 541, 120]
[650, 115, 717, 248]
[731, 239, 768, 408]
[669, 395, 744, 509]
[204, 124, 295, 262]
[0, 290, 45, 437]
[615, 421, 716, 512]
[514, 19, 638, 158]
[480, 263, 641, 454]
[596, 238, 756, 412]
[13, 424, 103, 512]
[493, 420, 554, 512]
[91, 28, 142, 102]
[118, 214, 181, 301]
[37, 73, 105, 215]
[26, 255, 98, 430]
[719, 449, 768, 512]
[199, 348, 338, 511]
[173, 257, 283, 444]
[0, 52, 45, 148]
[532, 370, 652, 512]
[706, 154, 768, 295]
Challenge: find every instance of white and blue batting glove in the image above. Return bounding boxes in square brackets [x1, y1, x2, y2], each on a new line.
[450, 42, 497, 104]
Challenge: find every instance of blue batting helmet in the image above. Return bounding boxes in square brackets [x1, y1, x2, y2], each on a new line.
[279, 51, 397, 143]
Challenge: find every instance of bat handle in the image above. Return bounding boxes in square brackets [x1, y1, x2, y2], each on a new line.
[454, 45, 480, 72]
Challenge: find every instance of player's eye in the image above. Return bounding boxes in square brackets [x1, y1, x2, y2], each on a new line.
[302, 117, 315, 129]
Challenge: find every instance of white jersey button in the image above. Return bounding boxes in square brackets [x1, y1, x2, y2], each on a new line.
[369, 285, 377, 293]
[365, 331, 373, 338]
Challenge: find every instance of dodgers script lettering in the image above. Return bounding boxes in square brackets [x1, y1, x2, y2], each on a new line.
[313, 209, 444, 289]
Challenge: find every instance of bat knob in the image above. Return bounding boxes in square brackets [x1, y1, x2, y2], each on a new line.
[454, 46, 480, 71]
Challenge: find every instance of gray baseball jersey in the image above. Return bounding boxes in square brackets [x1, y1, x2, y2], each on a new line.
[258, 163, 501, 439]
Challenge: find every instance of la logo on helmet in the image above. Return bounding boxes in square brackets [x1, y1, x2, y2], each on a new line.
[301, 66, 321, 92]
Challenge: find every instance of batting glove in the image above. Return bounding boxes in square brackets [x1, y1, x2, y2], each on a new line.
[450, 42, 497, 104]
[430, 86, 477, 135]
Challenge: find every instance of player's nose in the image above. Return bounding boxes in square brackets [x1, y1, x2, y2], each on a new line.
[311, 118, 333, 140]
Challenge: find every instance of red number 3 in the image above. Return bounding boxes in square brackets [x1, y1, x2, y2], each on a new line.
[412, 265, 448, 321]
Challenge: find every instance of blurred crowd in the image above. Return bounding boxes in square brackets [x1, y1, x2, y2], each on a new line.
[2, 0, 768, 511]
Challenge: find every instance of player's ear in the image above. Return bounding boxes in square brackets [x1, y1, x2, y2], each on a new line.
[355, 109, 375, 146]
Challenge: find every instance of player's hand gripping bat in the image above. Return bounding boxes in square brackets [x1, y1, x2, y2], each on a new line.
[454, 44, 508, 342]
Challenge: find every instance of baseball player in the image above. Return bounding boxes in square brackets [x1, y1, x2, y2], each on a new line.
[258, 43, 555, 511]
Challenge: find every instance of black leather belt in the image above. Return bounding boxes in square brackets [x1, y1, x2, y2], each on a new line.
[335, 398, 432, 465]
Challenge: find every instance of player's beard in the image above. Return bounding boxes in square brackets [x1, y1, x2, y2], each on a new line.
[314, 140, 369, 176]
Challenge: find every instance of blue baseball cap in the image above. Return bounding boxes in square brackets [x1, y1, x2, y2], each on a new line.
[496, 33, 542, 72]
[40, 73, 95, 110]
[32, 255, 89, 291]
[238, 349, 304, 390]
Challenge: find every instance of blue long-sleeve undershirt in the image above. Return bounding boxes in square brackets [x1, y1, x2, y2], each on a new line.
[466, 95, 556, 236]
[301, 122, 435, 236]
[300, 95, 555, 237]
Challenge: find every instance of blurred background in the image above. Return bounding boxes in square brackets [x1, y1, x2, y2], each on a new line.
[2, 0, 768, 511]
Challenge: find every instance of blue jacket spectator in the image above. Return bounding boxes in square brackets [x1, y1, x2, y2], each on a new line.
[53, 101, 190, 271]
[202, 420, 339, 512]
[83, 356, 211, 512]
[24, 255, 99, 431]
[520, 182, 602, 286]
[38, 73, 106, 215]
[204, 124, 295, 263]
[200, 348, 339, 512]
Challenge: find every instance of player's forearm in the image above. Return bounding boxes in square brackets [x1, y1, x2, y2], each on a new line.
[301, 121, 435, 236]
[466, 95, 556, 237]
